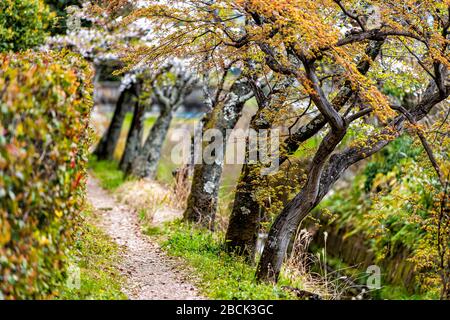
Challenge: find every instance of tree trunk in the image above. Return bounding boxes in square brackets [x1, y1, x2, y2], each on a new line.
[225, 164, 261, 259]
[119, 88, 145, 174]
[183, 84, 248, 228]
[94, 87, 131, 160]
[225, 105, 272, 260]
[256, 128, 346, 282]
[184, 161, 223, 228]
[130, 109, 174, 179]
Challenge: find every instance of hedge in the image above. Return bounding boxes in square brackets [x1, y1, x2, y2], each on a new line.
[0, 50, 93, 299]
[0, 0, 54, 52]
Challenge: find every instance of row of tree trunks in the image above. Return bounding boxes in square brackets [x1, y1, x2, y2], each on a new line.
[126, 63, 196, 179]
[117, 63, 197, 178]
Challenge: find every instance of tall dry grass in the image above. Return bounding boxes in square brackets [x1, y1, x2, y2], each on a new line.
[283, 229, 360, 300]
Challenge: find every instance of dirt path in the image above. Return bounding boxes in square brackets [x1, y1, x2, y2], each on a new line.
[86, 176, 204, 300]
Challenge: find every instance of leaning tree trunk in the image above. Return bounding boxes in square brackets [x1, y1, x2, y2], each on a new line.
[94, 86, 132, 160]
[255, 75, 449, 282]
[183, 80, 250, 229]
[256, 128, 346, 283]
[225, 40, 385, 261]
[120, 85, 145, 174]
[130, 108, 174, 179]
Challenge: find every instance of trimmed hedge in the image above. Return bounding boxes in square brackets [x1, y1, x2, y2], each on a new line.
[0, 0, 54, 52]
[0, 50, 93, 299]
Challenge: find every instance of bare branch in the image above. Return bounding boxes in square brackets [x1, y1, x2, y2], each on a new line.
[333, 0, 366, 31]
[345, 107, 373, 123]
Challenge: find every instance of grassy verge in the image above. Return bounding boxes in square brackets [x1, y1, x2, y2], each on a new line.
[146, 221, 295, 300]
[58, 208, 127, 300]
[88, 156, 126, 191]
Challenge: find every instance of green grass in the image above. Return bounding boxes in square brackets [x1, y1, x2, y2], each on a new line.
[375, 284, 438, 300]
[88, 156, 126, 191]
[122, 113, 157, 130]
[58, 209, 127, 300]
[148, 221, 295, 300]
[88, 155, 171, 191]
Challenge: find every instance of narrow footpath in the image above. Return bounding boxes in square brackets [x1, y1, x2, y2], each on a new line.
[86, 176, 204, 300]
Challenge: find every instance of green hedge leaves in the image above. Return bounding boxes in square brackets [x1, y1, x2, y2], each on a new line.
[0, 50, 93, 299]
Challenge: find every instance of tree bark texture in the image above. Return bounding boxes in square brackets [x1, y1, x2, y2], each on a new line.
[94, 86, 134, 160]
[183, 78, 252, 229]
[130, 109, 174, 179]
[120, 83, 145, 174]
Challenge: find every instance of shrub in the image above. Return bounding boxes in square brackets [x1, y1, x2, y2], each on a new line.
[0, 0, 54, 52]
[0, 50, 93, 299]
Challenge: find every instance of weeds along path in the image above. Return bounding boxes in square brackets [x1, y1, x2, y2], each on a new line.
[86, 175, 204, 300]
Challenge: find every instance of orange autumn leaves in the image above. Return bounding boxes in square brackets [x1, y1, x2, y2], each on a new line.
[119, 0, 447, 127]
